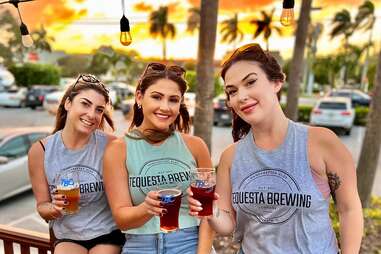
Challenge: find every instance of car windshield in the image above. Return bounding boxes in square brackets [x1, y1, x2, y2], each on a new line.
[319, 102, 347, 110]
[330, 91, 351, 97]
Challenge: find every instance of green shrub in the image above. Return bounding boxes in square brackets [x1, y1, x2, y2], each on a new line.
[9, 63, 60, 88]
[185, 70, 223, 96]
[354, 107, 369, 126]
[297, 105, 313, 123]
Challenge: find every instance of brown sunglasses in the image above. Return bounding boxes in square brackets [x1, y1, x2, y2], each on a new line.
[142, 62, 186, 78]
[221, 43, 264, 67]
[72, 74, 109, 93]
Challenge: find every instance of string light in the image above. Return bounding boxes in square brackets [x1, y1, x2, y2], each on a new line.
[280, 0, 295, 26]
[120, 0, 132, 46]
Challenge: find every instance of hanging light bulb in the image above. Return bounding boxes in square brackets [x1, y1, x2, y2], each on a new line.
[120, 15, 132, 46]
[20, 22, 33, 47]
[280, 0, 295, 26]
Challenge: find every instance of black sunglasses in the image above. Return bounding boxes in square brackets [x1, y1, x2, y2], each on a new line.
[72, 74, 109, 93]
[143, 63, 186, 78]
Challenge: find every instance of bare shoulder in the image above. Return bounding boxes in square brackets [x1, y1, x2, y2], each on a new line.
[181, 133, 206, 148]
[308, 126, 342, 148]
[28, 140, 45, 158]
[217, 142, 238, 173]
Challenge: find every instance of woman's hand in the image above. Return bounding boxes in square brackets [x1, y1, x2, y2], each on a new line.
[142, 190, 166, 216]
[187, 187, 219, 217]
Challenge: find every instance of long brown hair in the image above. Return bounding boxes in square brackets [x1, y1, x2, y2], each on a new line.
[129, 63, 190, 142]
[53, 74, 114, 134]
[220, 43, 285, 142]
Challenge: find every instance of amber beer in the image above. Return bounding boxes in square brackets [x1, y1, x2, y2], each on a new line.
[158, 189, 182, 232]
[191, 169, 216, 216]
[57, 185, 80, 214]
[56, 171, 80, 215]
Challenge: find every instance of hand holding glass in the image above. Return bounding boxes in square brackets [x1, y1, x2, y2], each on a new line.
[55, 171, 80, 215]
[158, 187, 182, 232]
[190, 168, 216, 216]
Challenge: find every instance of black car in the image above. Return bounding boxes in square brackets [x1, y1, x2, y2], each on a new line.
[26, 85, 58, 109]
[213, 97, 232, 126]
[327, 89, 371, 107]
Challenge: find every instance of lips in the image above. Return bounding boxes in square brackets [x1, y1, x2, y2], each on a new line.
[154, 113, 171, 120]
[240, 102, 258, 113]
[80, 118, 95, 127]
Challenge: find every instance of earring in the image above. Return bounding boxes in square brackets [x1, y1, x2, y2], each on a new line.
[137, 104, 142, 109]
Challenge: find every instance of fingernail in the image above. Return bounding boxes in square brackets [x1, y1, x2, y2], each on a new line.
[197, 202, 202, 206]
[62, 195, 66, 199]
[54, 190, 58, 193]
[62, 207, 66, 210]
[64, 201, 68, 205]
[162, 209, 167, 215]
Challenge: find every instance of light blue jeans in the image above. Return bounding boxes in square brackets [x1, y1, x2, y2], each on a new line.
[122, 226, 198, 254]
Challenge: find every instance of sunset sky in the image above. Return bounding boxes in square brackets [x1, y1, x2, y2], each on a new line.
[2, 0, 381, 60]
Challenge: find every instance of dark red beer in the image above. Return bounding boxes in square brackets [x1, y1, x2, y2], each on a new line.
[159, 189, 182, 232]
[191, 183, 215, 216]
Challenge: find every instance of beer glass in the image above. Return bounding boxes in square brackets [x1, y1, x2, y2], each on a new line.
[190, 168, 216, 216]
[158, 187, 182, 232]
[55, 171, 80, 215]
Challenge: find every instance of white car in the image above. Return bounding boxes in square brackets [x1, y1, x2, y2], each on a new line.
[184, 92, 196, 119]
[0, 127, 51, 202]
[0, 87, 27, 107]
[310, 97, 355, 135]
[43, 90, 64, 115]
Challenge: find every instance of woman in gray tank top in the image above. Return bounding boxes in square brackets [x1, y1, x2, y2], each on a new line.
[188, 44, 363, 254]
[28, 74, 125, 254]
[103, 63, 215, 254]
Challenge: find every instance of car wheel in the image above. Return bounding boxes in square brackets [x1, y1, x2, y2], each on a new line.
[344, 128, 351, 136]
[30, 105, 36, 110]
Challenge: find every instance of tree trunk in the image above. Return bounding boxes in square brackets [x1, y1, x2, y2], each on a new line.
[193, 0, 219, 151]
[357, 46, 381, 208]
[285, 0, 312, 121]
[162, 38, 167, 60]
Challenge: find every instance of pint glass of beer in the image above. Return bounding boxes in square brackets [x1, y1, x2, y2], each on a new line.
[158, 187, 182, 232]
[55, 171, 80, 215]
[190, 168, 216, 216]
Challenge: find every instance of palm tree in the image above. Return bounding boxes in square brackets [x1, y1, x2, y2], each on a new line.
[357, 43, 381, 208]
[330, 9, 355, 83]
[31, 25, 55, 53]
[250, 8, 282, 51]
[355, 0, 375, 90]
[193, 0, 219, 151]
[186, 7, 200, 34]
[149, 6, 176, 60]
[285, 0, 312, 121]
[220, 13, 244, 49]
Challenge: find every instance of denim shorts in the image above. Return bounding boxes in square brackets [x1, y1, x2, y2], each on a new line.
[122, 226, 199, 254]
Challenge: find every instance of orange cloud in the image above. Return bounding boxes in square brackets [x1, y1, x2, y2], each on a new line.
[187, 0, 274, 12]
[133, 2, 153, 12]
[16, 0, 87, 30]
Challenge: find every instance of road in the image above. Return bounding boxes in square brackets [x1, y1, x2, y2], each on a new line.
[0, 107, 380, 236]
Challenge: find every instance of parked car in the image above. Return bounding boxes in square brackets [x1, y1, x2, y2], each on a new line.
[310, 97, 355, 135]
[327, 89, 371, 107]
[213, 96, 232, 126]
[184, 92, 196, 120]
[43, 90, 64, 115]
[0, 127, 51, 202]
[0, 87, 27, 107]
[25, 85, 59, 109]
[0, 66, 15, 91]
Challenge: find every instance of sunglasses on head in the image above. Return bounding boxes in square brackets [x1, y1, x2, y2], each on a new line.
[72, 74, 109, 93]
[221, 43, 264, 67]
[143, 63, 186, 78]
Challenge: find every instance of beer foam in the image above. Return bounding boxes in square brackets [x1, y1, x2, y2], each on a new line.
[57, 184, 79, 190]
[158, 189, 182, 197]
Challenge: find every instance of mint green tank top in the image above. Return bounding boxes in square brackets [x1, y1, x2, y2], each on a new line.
[125, 131, 199, 234]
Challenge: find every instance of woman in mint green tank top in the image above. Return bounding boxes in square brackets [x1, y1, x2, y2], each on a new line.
[103, 63, 215, 254]
[28, 74, 125, 254]
[188, 44, 363, 254]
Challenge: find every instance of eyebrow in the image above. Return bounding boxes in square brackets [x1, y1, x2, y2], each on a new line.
[225, 72, 258, 89]
[151, 91, 181, 98]
[80, 97, 105, 109]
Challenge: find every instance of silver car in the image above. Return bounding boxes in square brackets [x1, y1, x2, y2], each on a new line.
[0, 127, 51, 202]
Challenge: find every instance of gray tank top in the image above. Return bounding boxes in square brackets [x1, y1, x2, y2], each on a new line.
[231, 121, 339, 254]
[44, 130, 117, 240]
